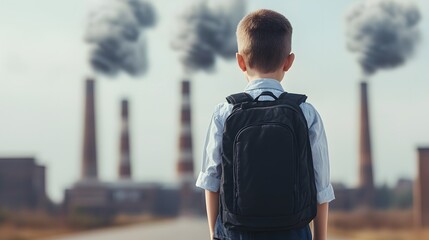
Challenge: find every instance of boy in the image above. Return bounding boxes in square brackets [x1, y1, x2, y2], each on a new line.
[196, 9, 335, 240]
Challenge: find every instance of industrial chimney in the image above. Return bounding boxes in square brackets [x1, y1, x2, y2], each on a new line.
[177, 80, 196, 214]
[358, 81, 375, 207]
[177, 80, 195, 183]
[414, 147, 429, 228]
[119, 99, 132, 179]
[81, 78, 98, 180]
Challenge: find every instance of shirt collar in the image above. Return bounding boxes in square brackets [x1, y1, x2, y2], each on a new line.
[244, 78, 284, 92]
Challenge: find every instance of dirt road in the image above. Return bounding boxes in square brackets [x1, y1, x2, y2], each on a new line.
[45, 218, 347, 240]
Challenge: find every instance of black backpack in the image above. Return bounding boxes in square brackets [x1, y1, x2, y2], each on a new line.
[220, 91, 317, 231]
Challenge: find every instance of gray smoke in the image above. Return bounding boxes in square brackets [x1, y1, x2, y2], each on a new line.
[346, 0, 421, 76]
[85, 0, 156, 77]
[172, 0, 246, 73]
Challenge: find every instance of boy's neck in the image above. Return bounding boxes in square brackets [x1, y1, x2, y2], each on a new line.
[246, 70, 285, 83]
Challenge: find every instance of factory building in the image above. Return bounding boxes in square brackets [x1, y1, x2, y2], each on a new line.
[0, 157, 49, 210]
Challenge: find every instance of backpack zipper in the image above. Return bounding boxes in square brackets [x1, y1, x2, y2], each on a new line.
[232, 143, 238, 213]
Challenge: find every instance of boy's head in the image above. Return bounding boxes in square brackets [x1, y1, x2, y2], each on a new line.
[236, 9, 294, 79]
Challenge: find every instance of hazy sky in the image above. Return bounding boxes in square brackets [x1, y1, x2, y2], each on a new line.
[0, 0, 428, 203]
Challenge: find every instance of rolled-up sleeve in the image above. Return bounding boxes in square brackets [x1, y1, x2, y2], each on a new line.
[301, 103, 335, 204]
[196, 104, 225, 192]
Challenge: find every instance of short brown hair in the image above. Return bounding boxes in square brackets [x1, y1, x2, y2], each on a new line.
[236, 9, 293, 73]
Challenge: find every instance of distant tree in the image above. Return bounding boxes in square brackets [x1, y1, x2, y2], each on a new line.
[375, 184, 392, 209]
[392, 189, 413, 209]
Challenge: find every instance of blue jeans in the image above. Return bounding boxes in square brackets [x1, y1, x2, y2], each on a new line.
[214, 215, 312, 240]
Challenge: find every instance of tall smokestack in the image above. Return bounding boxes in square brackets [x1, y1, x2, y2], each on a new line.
[177, 80, 194, 183]
[177, 80, 195, 214]
[119, 99, 132, 179]
[414, 147, 429, 228]
[346, 0, 421, 209]
[358, 81, 375, 206]
[81, 78, 98, 180]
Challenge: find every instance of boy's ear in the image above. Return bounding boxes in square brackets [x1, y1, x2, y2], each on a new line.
[283, 53, 295, 72]
[236, 53, 247, 72]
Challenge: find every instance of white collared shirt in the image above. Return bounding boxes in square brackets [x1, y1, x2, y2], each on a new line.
[196, 78, 335, 204]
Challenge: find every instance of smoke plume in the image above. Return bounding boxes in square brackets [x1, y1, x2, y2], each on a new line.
[85, 0, 156, 77]
[172, 0, 246, 73]
[346, 0, 421, 76]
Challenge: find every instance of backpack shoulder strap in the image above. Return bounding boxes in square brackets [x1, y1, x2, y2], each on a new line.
[226, 92, 253, 104]
[279, 92, 307, 105]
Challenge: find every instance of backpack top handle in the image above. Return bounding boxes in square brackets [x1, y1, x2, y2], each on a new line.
[253, 91, 278, 102]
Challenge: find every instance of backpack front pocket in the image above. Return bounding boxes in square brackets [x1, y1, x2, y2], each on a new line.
[233, 123, 297, 217]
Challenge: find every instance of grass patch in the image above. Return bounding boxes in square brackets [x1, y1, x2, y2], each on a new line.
[329, 209, 429, 240]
